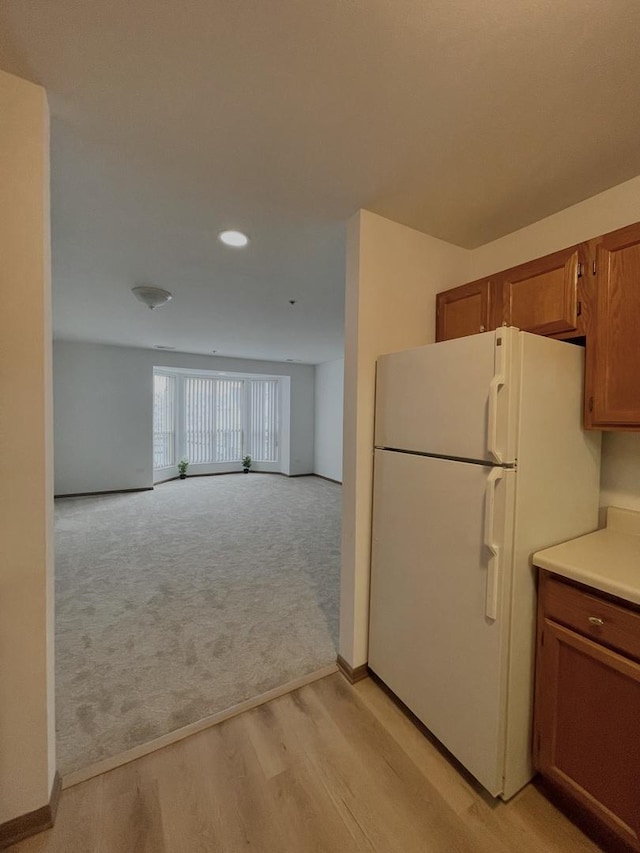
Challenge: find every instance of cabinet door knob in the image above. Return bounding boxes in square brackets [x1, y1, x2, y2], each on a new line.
[588, 616, 604, 626]
[479, 325, 486, 332]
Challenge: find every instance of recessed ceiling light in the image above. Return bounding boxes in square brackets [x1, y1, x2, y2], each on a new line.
[154, 345, 176, 350]
[219, 230, 249, 248]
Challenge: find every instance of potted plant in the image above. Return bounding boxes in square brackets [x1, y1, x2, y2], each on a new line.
[178, 458, 189, 479]
[242, 454, 252, 473]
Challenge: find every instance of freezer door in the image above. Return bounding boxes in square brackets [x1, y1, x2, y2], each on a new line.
[368, 449, 515, 797]
[375, 328, 518, 464]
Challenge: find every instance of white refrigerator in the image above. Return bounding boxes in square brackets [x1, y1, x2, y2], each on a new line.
[368, 327, 601, 800]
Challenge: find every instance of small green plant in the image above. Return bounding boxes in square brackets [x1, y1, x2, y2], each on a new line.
[242, 455, 252, 471]
[178, 458, 189, 477]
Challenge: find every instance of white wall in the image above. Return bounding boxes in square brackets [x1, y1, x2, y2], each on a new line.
[599, 434, 640, 513]
[340, 210, 471, 668]
[0, 71, 56, 823]
[470, 174, 640, 514]
[53, 341, 315, 495]
[54, 342, 151, 494]
[314, 359, 344, 482]
[470, 175, 640, 279]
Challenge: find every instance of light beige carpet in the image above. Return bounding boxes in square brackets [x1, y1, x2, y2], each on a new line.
[55, 474, 341, 775]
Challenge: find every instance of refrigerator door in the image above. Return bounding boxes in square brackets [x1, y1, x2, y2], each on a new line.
[368, 449, 515, 796]
[375, 327, 519, 464]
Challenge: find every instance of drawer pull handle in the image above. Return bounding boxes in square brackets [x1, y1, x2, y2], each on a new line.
[588, 616, 604, 626]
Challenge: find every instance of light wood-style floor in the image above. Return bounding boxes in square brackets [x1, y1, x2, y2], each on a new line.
[10, 674, 600, 852]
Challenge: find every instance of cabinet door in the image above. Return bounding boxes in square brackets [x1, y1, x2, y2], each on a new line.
[435, 279, 493, 342]
[501, 247, 581, 337]
[585, 223, 640, 427]
[535, 619, 640, 850]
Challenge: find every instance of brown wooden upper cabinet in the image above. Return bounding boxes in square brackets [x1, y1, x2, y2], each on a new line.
[499, 245, 585, 338]
[585, 221, 640, 428]
[436, 246, 588, 344]
[434, 218, 640, 430]
[435, 278, 495, 342]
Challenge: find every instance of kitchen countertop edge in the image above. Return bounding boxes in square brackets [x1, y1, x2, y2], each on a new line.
[534, 519, 640, 607]
[533, 555, 640, 606]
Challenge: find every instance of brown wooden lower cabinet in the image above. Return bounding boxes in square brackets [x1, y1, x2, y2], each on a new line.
[534, 571, 640, 851]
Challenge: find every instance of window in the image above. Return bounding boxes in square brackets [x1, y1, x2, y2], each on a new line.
[185, 377, 243, 463]
[153, 370, 281, 470]
[153, 373, 176, 469]
[249, 379, 279, 462]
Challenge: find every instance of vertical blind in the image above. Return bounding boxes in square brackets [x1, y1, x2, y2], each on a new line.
[249, 379, 279, 462]
[154, 371, 280, 469]
[185, 377, 243, 463]
[153, 373, 176, 468]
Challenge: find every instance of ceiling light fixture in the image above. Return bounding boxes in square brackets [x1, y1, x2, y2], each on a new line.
[218, 230, 249, 248]
[154, 345, 176, 350]
[132, 285, 173, 310]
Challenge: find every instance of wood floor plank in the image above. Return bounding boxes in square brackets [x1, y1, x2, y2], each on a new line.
[196, 713, 289, 852]
[259, 677, 498, 853]
[307, 675, 516, 853]
[266, 690, 401, 853]
[354, 676, 479, 815]
[235, 693, 372, 852]
[495, 785, 603, 852]
[242, 702, 291, 782]
[98, 765, 166, 853]
[152, 734, 221, 853]
[354, 676, 601, 853]
[7, 674, 600, 853]
[353, 677, 601, 853]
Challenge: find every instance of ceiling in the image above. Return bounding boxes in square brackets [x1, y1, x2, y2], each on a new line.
[2, 0, 640, 363]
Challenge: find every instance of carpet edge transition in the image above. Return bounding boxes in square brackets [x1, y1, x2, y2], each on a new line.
[63, 664, 338, 789]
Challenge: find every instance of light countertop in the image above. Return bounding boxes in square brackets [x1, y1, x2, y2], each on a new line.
[533, 506, 640, 606]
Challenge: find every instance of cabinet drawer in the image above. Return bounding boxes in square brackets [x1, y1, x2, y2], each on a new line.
[544, 577, 640, 662]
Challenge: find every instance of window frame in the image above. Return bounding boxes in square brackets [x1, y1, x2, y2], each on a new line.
[152, 371, 177, 471]
[153, 367, 285, 480]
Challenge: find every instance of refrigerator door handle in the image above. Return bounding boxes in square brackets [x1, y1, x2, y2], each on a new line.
[487, 332, 506, 463]
[484, 468, 503, 621]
